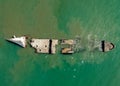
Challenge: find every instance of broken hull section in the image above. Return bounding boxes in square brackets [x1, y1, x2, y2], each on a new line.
[7, 36, 27, 48]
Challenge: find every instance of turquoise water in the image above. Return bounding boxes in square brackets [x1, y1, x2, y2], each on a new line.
[0, 0, 120, 86]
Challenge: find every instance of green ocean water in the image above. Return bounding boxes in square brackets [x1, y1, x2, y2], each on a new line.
[0, 0, 120, 86]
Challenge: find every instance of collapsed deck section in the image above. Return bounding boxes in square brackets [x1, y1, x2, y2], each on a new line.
[30, 39, 58, 54]
[60, 39, 76, 54]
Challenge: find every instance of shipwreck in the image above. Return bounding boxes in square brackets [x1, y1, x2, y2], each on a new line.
[6, 35, 115, 54]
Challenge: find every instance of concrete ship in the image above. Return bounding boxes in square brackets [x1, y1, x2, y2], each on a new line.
[7, 35, 115, 54]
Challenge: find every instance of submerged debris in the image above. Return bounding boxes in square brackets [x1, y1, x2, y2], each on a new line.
[87, 35, 115, 52]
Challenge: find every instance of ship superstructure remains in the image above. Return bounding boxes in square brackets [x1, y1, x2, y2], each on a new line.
[30, 39, 58, 54]
[6, 35, 115, 54]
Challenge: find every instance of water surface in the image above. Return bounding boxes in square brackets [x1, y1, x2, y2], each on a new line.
[0, 0, 120, 86]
